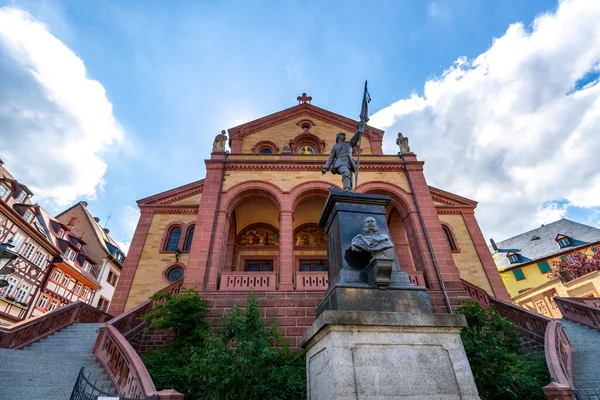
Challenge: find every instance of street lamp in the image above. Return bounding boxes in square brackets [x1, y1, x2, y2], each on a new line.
[0, 239, 18, 288]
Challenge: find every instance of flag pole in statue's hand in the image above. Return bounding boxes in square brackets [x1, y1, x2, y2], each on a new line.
[355, 80, 371, 189]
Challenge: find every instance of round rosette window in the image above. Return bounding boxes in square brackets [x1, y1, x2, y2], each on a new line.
[166, 266, 184, 282]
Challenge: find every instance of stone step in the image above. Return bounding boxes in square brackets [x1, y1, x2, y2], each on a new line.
[0, 376, 113, 389]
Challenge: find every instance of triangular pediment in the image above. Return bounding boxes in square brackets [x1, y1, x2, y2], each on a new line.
[228, 102, 384, 155]
[228, 103, 383, 139]
[137, 180, 204, 206]
[429, 186, 477, 207]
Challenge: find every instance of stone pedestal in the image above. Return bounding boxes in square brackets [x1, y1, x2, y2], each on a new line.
[301, 311, 480, 400]
[317, 189, 432, 316]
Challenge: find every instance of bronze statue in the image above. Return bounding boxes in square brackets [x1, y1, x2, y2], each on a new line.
[322, 80, 370, 191]
[321, 131, 362, 191]
[351, 217, 395, 260]
[212, 130, 228, 152]
[396, 132, 411, 154]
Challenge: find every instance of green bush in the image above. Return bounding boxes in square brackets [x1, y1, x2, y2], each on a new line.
[456, 301, 550, 400]
[143, 292, 306, 400]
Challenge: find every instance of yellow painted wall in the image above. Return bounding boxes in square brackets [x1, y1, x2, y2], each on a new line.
[234, 197, 279, 233]
[222, 169, 411, 193]
[294, 197, 326, 228]
[240, 115, 372, 155]
[125, 212, 197, 310]
[172, 193, 202, 205]
[499, 244, 600, 298]
[438, 214, 493, 294]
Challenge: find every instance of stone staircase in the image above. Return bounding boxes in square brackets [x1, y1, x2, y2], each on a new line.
[0, 322, 114, 400]
[559, 319, 600, 397]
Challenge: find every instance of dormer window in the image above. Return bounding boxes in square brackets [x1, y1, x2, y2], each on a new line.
[0, 184, 9, 201]
[76, 242, 82, 250]
[57, 228, 65, 239]
[507, 251, 519, 264]
[23, 210, 33, 223]
[15, 190, 27, 203]
[64, 248, 76, 261]
[555, 234, 571, 248]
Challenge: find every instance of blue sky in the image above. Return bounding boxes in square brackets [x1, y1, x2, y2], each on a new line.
[2, 0, 600, 252]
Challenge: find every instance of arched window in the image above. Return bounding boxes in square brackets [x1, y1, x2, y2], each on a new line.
[165, 226, 181, 251]
[298, 145, 315, 154]
[184, 226, 195, 252]
[442, 225, 458, 252]
[259, 148, 273, 154]
[166, 265, 185, 282]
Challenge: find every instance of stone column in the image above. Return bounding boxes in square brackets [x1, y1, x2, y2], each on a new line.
[109, 207, 153, 314]
[278, 210, 294, 290]
[185, 156, 226, 291]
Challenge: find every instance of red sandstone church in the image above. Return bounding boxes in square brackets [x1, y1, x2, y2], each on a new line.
[110, 94, 509, 345]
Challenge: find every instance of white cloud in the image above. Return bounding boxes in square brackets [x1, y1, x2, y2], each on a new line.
[114, 205, 140, 255]
[370, 0, 600, 241]
[0, 6, 123, 205]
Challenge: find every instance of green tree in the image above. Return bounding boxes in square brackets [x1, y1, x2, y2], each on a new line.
[143, 292, 306, 400]
[456, 301, 550, 400]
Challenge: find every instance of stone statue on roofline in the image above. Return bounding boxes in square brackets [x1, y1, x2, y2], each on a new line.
[396, 132, 411, 154]
[212, 130, 228, 152]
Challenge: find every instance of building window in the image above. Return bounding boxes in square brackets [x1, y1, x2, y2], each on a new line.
[68, 217, 77, 226]
[538, 261, 552, 274]
[15, 190, 27, 203]
[82, 262, 92, 273]
[557, 237, 571, 248]
[75, 283, 82, 294]
[11, 233, 24, 252]
[15, 285, 30, 303]
[165, 226, 181, 251]
[64, 248, 76, 261]
[21, 242, 36, 260]
[33, 251, 46, 267]
[184, 227, 195, 252]
[23, 210, 34, 223]
[513, 269, 526, 281]
[166, 266, 184, 282]
[61, 275, 70, 286]
[0, 184, 9, 200]
[508, 254, 519, 264]
[244, 260, 273, 272]
[442, 225, 458, 252]
[38, 295, 49, 309]
[259, 148, 273, 154]
[82, 288, 89, 298]
[52, 269, 62, 282]
[49, 299, 58, 311]
[107, 271, 118, 286]
[298, 145, 315, 154]
[0, 277, 18, 297]
[57, 228, 65, 239]
[299, 260, 328, 272]
[97, 298, 109, 312]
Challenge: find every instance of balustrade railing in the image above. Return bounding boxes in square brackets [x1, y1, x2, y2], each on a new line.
[542, 320, 575, 399]
[296, 272, 328, 290]
[555, 296, 600, 332]
[92, 279, 184, 400]
[0, 301, 111, 349]
[219, 272, 277, 291]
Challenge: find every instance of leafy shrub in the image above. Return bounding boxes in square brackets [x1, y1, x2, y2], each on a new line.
[143, 292, 306, 400]
[456, 301, 550, 400]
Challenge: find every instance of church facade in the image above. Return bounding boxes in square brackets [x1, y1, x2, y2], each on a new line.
[110, 94, 509, 346]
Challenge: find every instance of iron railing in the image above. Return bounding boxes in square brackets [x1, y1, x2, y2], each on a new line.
[70, 367, 158, 400]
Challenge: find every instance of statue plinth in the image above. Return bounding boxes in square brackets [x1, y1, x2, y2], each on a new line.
[316, 189, 431, 316]
[304, 188, 480, 399]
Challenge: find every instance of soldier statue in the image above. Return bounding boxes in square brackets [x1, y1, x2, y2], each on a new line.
[322, 80, 370, 192]
[321, 131, 362, 191]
